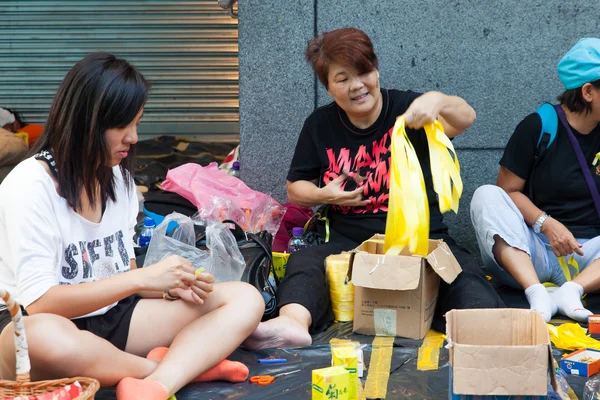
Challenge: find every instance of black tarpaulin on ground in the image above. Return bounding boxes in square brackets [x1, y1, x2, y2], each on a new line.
[95, 287, 600, 399]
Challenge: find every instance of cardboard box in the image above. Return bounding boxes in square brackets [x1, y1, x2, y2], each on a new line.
[312, 366, 350, 400]
[350, 235, 462, 339]
[560, 348, 600, 377]
[447, 309, 558, 399]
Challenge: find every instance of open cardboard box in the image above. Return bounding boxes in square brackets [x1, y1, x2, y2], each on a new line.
[446, 308, 563, 399]
[560, 348, 600, 377]
[350, 234, 462, 339]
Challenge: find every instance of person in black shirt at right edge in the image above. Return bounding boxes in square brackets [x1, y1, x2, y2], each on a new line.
[243, 27, 504, 350]
[471, 38, 600, 323]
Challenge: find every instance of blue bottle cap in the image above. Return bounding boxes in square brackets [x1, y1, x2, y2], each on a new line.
[143, 216, 155, 227]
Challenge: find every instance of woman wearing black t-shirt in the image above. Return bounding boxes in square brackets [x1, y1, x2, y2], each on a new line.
[471, 38, 600, 323]
[243, 27, 504, 350]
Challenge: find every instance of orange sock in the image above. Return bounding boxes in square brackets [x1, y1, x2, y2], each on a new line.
[116, 377, 169, 400]
[147, 347, 249, 383]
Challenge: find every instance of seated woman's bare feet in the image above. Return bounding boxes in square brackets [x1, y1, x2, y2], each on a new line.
[242, 315, 312, 350]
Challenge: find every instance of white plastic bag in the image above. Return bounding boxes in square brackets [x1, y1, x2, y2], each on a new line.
[143, 212, 245, 283]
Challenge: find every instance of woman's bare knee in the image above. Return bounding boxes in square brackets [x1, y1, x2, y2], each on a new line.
[227, 282, 264, 313]
[224, 282, 265, 331]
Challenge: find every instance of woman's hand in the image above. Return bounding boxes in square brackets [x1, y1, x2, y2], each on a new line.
[320, 175, 370, 207]
[141, 255, 197, 292]
[402, 92, 444, 130]
[541, 217, 584, 257]
[401, 91, 475, 137]
[171, 271, 216, 305]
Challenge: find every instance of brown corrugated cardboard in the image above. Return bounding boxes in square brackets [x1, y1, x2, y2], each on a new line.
[446, 308, 553, 396]
[350, 235, 462, 339]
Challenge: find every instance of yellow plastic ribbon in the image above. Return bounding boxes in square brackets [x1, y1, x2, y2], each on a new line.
[547, 323, 600, 351]
[426, 120, 463, 214]
[384, 116, 430, 256]
[558, 255, 580, 282]
[593, 152, 600, 166]
[384, 117, 462, 256]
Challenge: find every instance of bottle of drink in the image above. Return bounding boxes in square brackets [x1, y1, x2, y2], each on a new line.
[138, 217, 156, 247]
[287, 227, 308, 253]
[230, 161, 240, 178]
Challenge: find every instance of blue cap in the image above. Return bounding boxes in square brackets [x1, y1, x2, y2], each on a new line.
[143, 216, 155, 227]
[558, 38, 600, 90]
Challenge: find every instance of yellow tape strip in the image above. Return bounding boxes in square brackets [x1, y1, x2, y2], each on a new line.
[357, 380, 365, 400]
[363, 336, 394, 399]
[568, 385, 579, 400]
[417, 330, 446, 371]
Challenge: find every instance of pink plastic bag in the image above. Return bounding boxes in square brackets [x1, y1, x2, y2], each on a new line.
[162, 162, 286, 235]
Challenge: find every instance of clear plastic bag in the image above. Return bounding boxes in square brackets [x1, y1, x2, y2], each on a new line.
[205, 221, 246, 282]
[142, 212, 245, 283]
[550, 365, 570, 400]
[585, 373, 600, 400]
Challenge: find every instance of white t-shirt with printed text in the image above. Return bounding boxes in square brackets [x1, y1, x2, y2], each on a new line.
[0, 157, 138, 317]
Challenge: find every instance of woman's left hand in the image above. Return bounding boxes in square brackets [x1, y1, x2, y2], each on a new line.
[402, 92, 444, 130]
[171, 272, 216, 305]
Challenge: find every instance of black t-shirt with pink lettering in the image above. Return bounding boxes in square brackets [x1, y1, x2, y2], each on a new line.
[287, 88, 447, 243]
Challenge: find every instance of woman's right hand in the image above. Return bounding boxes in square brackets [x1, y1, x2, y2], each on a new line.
[320, 175, 371, 207]
[541, 217, 584, 257]
[140, 255, 197, 292]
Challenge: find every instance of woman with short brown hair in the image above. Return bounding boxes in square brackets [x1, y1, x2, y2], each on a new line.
[243, 27, 504, 349]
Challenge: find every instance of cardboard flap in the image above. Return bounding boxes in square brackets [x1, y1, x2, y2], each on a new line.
[447, 309, 552, 396]
[426, 241, 462, 284]
[451, 343, 549, 395]
[350, 252, 422, 291]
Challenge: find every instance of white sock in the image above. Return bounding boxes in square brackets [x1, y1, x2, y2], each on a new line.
[525, 283, 557, 322]
[551, 281, 592, 322]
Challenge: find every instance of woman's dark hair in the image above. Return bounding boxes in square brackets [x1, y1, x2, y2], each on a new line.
[31, 52, 150, 212]
[558, 79, 600, 114]
[306, 27, 378, 90]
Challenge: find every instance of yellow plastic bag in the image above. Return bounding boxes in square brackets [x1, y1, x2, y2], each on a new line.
[426, 120, 462, 214]
[547, 322, 600, 351]
[384, 117, 462, 255]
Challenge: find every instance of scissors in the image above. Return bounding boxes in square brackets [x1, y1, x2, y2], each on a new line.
[249, 369, 301, 386]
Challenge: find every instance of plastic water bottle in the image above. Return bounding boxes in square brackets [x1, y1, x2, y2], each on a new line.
[287, 227, 308, 253]
[230, 161, 240, 178]
[138, 217, 155, 247]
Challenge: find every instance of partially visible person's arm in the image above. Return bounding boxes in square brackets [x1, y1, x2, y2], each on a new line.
[287, 177, 369, 208]
[26, 254, 214, 317]
[497, 166, 543, 226]
[129, 258, 161, 299]
[402, 91, 476, 138]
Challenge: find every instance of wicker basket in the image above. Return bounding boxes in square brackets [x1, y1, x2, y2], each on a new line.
[0, 289, 100, 399]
